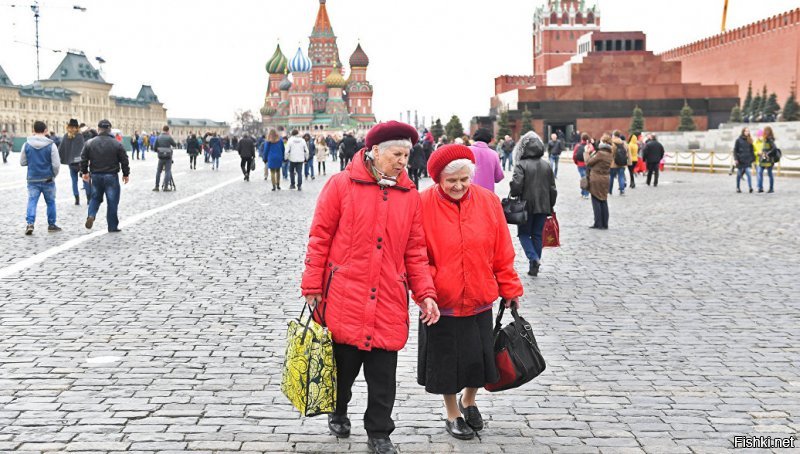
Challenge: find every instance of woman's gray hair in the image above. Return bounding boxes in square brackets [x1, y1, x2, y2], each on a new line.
[441, 158, 476, 177]
[513, 131, 544, 162]
[377, 139, 412, 153]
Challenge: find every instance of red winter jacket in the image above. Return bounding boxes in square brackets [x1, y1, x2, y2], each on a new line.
[301, 149, 437, 352]
[419, 185, 523, 317]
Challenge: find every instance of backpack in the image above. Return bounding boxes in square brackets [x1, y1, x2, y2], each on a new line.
[575, 144, 586, 163]
[613, 143, 628, 166]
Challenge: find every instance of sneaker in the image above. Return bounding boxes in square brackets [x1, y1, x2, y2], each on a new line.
[47, 224, 62, 232]
[85, 216, 95, 229]
[25, 224, 34, 235]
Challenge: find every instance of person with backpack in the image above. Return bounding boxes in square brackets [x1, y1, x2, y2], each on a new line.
[608, 131, 629, 195]
[20, 121, 61, 235]
[153, 126, 177, 191]
[573, 133, 591, 199]
[757, 126, 779, 193]
[546, 133, 564, 178]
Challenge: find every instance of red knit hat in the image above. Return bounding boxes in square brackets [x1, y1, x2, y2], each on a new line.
[365, 121, 419, 149]
[427, 144, 475, 183]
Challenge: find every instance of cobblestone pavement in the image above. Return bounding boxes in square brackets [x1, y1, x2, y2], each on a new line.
[0, 152, 798, 453]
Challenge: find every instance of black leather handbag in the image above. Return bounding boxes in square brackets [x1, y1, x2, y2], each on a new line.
[485, 302, 546, 392]
[501, 196, 527, 225]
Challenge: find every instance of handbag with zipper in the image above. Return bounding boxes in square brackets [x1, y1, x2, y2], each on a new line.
[501, 196, 528, 225]
[485, 301, 546, 392]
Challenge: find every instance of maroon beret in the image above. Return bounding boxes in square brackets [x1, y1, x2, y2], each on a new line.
[365, 121, 419, 149]
[427, 144, 475, 183]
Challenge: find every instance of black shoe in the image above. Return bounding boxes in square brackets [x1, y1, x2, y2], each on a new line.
[153, 187, 160, 192]
[85, 216, 95, 229]
[25, 224, 34, 235]
[445, 417, 475, 440]
[277, 186, 281, 190]
[527, 260, 540, 277]
[48, 224, 62, 232]
[74, 195, 80, 205]
[589, 225, 599, 229]
[328, 414, 351, 438]
[749, 188, 754, 193]
[768, 189, 774, 193]
[458, 396, 484, 431]
[758, 188, 764, 193]
[289, 185, 296, 189]
[736, 188, 742, 193]
[108, 228, 122, 233]
[298, 187, 302, 191]
[367, 437, 397, 454]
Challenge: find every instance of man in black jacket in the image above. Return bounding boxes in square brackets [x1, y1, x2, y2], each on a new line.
[641, 134, 665, 187]
[340, 132, 358, 171]
[237, 133, 256, 181]
[60, 119, 90, 205]
[81, 119, 130, 232]
[153, 126, 177, 191]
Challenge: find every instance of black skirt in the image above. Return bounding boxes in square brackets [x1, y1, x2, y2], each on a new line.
[417, 310, 498, 395]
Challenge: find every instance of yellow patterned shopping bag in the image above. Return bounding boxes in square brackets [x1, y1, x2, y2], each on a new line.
[281, 304, 337, 417]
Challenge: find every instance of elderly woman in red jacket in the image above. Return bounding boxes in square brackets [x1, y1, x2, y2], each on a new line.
[418, 144, 524, 440]
[301, 121, 439, 454]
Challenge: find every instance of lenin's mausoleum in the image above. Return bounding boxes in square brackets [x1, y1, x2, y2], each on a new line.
[478, 1, 800, 139]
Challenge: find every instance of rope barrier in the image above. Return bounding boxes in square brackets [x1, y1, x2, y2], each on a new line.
[782, 154, 800, 161]
[694, 153, 712, 161]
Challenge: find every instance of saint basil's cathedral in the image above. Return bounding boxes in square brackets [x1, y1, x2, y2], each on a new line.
[260, 0, 376, 132]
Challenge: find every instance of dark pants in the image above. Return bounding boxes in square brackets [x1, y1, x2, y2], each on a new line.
[156, 158, 173, 189]
[646, 162, 659, 186]
[333, 342, 398, 439]
[189, 154, 198, 168]
[289, 162, 303, 188]
[240, 157, 253, 178]
[88, 173, 121, 231]
[408, 168, 422, 187]
[282, 160, 290, 179]
[131, 144, 139, 160]
[318, 161, 326, 175]
[304, 157, 315, 178]
[330, 147, 337, 161]
[340, 155, 351, 171]
[628, 162, 637, 187]
[518, 213, 547, 263]
[69, 164, 93, 199]
[591, 195, 609, 229]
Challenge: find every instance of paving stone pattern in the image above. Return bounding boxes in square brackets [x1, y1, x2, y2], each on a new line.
[0, 152, 798, 453]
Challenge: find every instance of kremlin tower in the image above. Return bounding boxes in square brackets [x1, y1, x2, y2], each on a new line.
[260, 0, 376, 132]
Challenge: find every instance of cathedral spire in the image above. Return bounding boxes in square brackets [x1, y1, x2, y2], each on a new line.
[312, 0, 333, 36]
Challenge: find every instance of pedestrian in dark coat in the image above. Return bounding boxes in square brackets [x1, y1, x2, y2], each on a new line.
[209, 134, 223, 170]
[59, 119, 90, 205]
[586, 135, 613, 229]
[640, 134, 665, 187]
[509, 131, 557, 277]
[262, 129, 285, 190]
[407, 142, 426, 188]
[733, 128, 755, 193]
[237, 134, 256, 181]
[186, 134, 200, 170]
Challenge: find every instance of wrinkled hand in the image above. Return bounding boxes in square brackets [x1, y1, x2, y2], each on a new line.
[419, 297, 440, 325]
[82, 174, 90, 182]
[305, 294, 322, 310]
[504, 297, 521, 309]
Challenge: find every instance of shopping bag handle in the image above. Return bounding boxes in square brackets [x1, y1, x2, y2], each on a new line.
[298, 299, 324, 343]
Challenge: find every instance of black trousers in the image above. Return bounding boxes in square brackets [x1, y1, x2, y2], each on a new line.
[333, 342, 397, 438]
[591, 195, 609, 229]
[240, 157, 253, 178]
[289, 162, 304, 187]
[340, 156, 351, 171]
[408, 168, 421, 188]
[646, 162, 659, 186]
[627, 162, 637, 187]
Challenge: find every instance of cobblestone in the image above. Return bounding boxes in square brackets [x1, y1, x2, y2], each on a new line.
[0, 155, 798, 452]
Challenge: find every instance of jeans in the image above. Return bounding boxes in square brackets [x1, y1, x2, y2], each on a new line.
[577, 166, 589, 197]
[591, 195, 609, 228]
[69, 164, 93, 199]
[609, 167, 626, 193]
[333, 342, 398, 438]
[156, 158, 173, 188]
[88, 173, 121, 231]
[549, 154, 560, 178]
[212, 156, 220, 170]
[282, 160, 290, 179]
[2, 148, 9, 163]
[26, 181, 57, 225]
[757, 166, 774, 191]
[736, 166, 752, 190]
[304, 157, 315, 178]
[289, 162, 303, 188]
[517, 213, 547, 263]
[330, 146, 337, 161]
[646, 162, 660, 186]
[501, 151, 513, 171]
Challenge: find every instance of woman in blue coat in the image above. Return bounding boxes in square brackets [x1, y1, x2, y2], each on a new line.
[209, 133, 223, 170]
[262, 129, 286, 191]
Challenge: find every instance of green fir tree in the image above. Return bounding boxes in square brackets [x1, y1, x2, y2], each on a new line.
[729, 105, 743, 123]
[764, 93, 780, 120]
[629, 105, 645, 136]
[444, 115, 464, 141]
[496, 111, 512, 140]
[520, 109, 534, 135]
[742, 81, 753, 119]
[678, 101, 696, 131]
[430, 119, 444, 141]
[782, 85, 799, 121]
[751, 94, 763, 121]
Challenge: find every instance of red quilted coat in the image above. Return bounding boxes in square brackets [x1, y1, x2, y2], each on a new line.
[419, 185, 524, 317]
[301, 149, 437, 352]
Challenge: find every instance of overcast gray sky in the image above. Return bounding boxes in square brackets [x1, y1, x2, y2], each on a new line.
[1, 0, 796, 128]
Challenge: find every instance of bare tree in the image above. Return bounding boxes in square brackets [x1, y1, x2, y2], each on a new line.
[233, 109, 264, 136]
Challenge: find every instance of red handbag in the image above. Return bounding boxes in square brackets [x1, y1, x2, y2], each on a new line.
[542, 212, 560, 248]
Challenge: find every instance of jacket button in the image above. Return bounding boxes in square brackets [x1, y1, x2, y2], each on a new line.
[365, 342, 370, 347]
[328, 262, 333, 267]
[366, 335, 372, 340]
[370, 295, 376, 300]
[377, 237, 383, 242]
[377, 245, 382, 249]
[371, 288, 376, 292]
[383, 197, 388, 201]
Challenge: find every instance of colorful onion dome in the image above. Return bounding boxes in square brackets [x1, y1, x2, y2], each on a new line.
[265, 44, 288, 74]
[325, 66, 347, 88]
[279, 74, 292, 91]
[260, 106, 277, 116]
[349, 43, 369, 67]
[289, 47, 312, 73]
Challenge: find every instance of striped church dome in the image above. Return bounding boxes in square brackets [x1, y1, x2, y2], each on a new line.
[288, 47, 312, 73]
[265, 44, 288, 74]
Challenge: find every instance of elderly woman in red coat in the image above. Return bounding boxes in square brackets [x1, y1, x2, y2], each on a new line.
[301, 121, 439, 454]
[418, 144, 524, 440]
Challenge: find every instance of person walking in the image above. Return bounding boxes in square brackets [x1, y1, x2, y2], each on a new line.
[500, 135, 515, 171]
[186, 133, 200, 169]
[0, 129, 12, 164]
[153, 125, 177, 191]
[285, 129, 308, 191]
[627, 134, 639, 189]
[326, 134, 338, 162]
[237, 133, 256, 181]
[509, 132, 557, 276]
[81, 119, 130, 232]
[149, 132, 157, 152]
[209, 133, 223, 170]
[469, 128, 504, 192]
[418, 144, 523, 441]
[757, 126, 778, 193]
[281, 135, 290, 180]
[130, 131, 140, 160]
[303, 133, 316, 181]
[59, 119, 91, 205]
[573, 133, 591, 199]
[733, 128, 755, 193]
[608, 132, 628, 195]
[641, 134, 665, 187]
[301, 121, 439, 454]
[316, 135, 329, 176]
[546, 133, 563, 178]
[20, 121, 61, 235]
[587, 134, 613, 229]
[407, 140, 426, 188]
[261, 129, 285, 190]
[340, 131, 358, 171]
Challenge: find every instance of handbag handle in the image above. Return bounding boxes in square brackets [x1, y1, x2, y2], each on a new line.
[493, 298, 520, 336]
[298, 299, 326, 343]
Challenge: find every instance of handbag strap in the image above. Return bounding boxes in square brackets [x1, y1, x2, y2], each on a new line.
[493, 302, 506, 336]
[299, 300, 324, 343]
